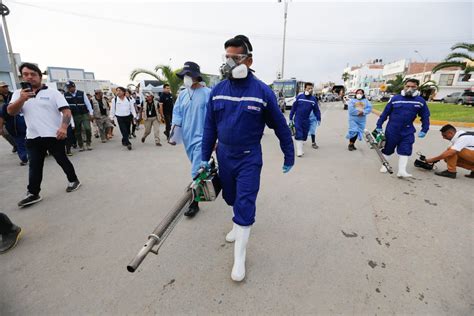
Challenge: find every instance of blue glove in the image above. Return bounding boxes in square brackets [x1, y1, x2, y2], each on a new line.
[317, 120, 321, 126]
[200, 161, 210, 171]
[376, 127, 383, 133]
[418, 131, 426, 138]
[282, 164, 293, 173]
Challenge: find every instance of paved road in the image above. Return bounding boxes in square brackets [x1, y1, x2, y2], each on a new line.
[1, 102, 472, 315]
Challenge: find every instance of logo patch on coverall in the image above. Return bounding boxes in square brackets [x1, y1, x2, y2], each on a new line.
[247, 105, 261, 112]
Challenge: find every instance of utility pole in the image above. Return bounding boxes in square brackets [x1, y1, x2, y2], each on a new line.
[414, 50, 428, 82]
[279, 0, 288, 79]
[0, 0, 18, 87]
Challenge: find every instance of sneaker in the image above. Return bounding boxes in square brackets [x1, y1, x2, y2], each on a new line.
[66, 149, 73, 156]
[101, 140, 107, 143]
[72, 144, 77, 149]
[312, 143, 319, 149]
[86, 144, 93, 151]
[348, 144, 355, 151]
[66, 180, 81, 192]
[127, 144, 132, 150]
[94, 133, 99, 139]
[465, 171, 474, 178]
[20, 160, 28, 166]
[18, 192, 42, 207]
[0, 226, 22, 254]
[132, 133, 137, 138]
[434, 170, 456, 179]
[79, 146, 85, 152]
[156, 143, 162, 147]
[141, 137, 145, 143]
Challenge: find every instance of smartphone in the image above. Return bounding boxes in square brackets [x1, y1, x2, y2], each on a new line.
[20, 81, 32, 91]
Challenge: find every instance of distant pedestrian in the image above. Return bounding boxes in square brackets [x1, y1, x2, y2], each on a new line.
[7, 63, 81, 207]
[0, 81, 17, 153]
[128, 89, 138, 138]
[91, 90, 112, 143]
[159, 84, 174, 140]
[141, 93, 162, 146]
[0, 213, 22, 254]
[64, 81, 94, 151]
[110, 87, 137, 150]
[346, 89, 372, 151]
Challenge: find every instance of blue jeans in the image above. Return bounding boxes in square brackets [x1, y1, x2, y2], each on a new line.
[13, 135, 28, 162]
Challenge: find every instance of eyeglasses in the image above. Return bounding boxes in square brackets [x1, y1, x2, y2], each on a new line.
[222, 53, 248, 63]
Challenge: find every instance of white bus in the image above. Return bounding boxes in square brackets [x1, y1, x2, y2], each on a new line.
[272, 79, 308, 111]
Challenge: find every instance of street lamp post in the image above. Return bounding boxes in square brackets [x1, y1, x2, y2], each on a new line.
[414, 50, 428, 82]
[278, 0, 288, 79]
[0, 0, 19, 87]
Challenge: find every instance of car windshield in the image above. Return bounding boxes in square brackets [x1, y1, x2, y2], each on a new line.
[462, 91, 474, 96]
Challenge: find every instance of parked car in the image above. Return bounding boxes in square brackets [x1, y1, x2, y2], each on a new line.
[321, 93, 338, 102]
[460, 90, 474, 106]
[442, 92, 463, 104]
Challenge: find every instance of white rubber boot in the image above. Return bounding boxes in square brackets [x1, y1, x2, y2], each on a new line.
[231, 224, 251, 282]
[380, 155, 389, 173]
[225, 223, 236, 243]
[397, 155, 413, 178]
[296, 140, 304, 157]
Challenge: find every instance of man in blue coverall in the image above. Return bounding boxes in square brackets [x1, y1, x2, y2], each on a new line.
[289, 82, 321, 157]
[171, 61, 211, 217]
[376, 78, 430, 177]
[201, 35, 294, 282]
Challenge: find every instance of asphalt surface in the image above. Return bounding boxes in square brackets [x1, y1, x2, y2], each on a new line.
[0, 102, 472, 315]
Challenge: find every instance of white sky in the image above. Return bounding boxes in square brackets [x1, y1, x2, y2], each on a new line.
[3, 0, 473, 86]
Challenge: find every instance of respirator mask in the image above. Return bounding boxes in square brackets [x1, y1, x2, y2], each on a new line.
[220, 54, 249, 80]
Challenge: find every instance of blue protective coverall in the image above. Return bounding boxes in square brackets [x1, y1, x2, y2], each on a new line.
[201, 72, 294, 226]
[172, 86, 211, 177]
[376, 94, 430, 156]
[346, 98, 372, 140]
[289, 94, 321, 141]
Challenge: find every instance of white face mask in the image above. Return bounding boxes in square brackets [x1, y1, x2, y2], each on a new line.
[231, 63, 248, 79]
[304, 89, 313, 96]
[356, 93, 363, 99]
[220, 58, 248, 80]
[183, 75, 193, 88]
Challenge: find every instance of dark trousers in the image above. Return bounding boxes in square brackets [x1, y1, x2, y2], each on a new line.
[26, 137, 78, 195]
[0, 213, 14, 235]
[13, 135, 28, 162]
[116, 115, 132, 146]
[2, 127, 16, 149]
[164, 113, 172, 138]
[65, 125, 75, 151]
[349, 135, 358, 143]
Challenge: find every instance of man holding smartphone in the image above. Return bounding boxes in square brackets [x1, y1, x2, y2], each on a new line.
[7, 63, 81, 207]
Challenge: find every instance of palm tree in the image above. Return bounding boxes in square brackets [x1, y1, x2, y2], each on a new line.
[419, 80, 438, 101]
[386, 74, 405, 94]
[432, 42, 474, 81]
[130, 65, 183, 98]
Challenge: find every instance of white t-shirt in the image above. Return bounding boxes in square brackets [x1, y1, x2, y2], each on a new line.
[451, 130, 474, 152]
[10, 87, 69, 139]
[110, 96, 137, 118]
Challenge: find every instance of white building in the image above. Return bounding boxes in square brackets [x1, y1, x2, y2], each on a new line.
[382, 59, 408, 81]
[46, 66, 113, 94]
[405, 62, 473, 101]
[343, 61, 384, 96]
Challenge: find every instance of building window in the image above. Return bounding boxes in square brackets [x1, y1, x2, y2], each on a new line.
[439, 74, 455, 86]
[458, 73, 472, 82]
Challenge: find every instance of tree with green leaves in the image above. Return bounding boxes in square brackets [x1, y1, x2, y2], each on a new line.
[386, 74, 405, 94]
[432, 42, 473, 81]
[419, 80, 438, 101]
[130, 65, 182, 98]
[341, 72, 349, 82]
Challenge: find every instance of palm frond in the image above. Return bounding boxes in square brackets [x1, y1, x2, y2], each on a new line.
[130, 68, 162, 81]
[432, 61, 466, 73]
[451, 42, 474, 52]
[445, 52, 474, 62]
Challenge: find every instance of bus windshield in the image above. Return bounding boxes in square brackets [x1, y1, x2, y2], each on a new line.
[273, 81, 297, 98]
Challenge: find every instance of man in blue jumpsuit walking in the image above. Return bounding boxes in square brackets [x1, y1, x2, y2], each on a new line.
[289, 82, 321, 157]
[171, 61, 211, 217]
[201, 35, 294, 282]
[376, 78, 430, 177]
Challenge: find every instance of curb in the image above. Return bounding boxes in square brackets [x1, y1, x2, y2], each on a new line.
[371, 109, 474, 128]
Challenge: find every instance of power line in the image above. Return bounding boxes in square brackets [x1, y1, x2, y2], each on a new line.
[8, 0, 473, 46]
